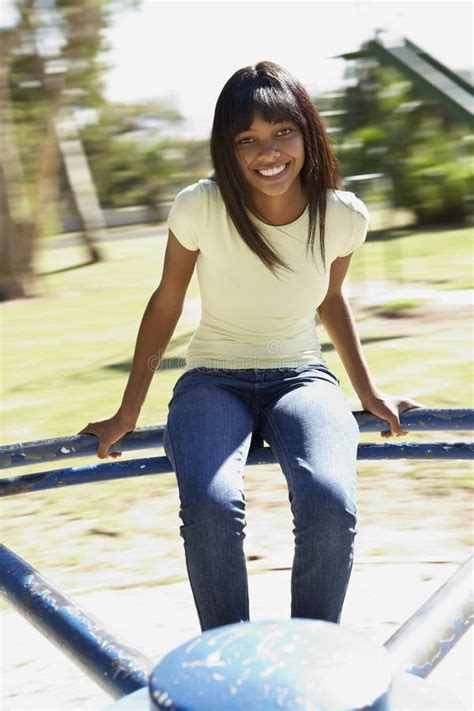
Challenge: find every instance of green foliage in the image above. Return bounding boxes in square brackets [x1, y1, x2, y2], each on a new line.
[336, 61, 472, 224]
[398, 129, 473, 223]
[8, 0, 116, 176]
[338, 125, 387, 177]
[2, 0, 144, 269]
[80, 101, 211, 208]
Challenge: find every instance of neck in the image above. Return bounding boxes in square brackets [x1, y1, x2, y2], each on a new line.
[250, 182, 308, 226]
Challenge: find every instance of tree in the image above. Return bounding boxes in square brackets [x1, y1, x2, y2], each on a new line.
[79, 100, 183, 209]
[0, 0, 133, 300]
[336, 60, 473, 224]
[78, 100, 212, 210]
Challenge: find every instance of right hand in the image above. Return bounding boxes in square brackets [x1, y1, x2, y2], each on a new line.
[78, 412, 136, 459]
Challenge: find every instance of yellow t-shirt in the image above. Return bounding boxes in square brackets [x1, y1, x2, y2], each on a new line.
[168, 179, 369, 371]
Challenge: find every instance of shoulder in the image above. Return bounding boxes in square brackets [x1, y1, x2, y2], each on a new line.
[327, 189, 369, 223]
[167, 179, 224, 251]
[325, 189, 370, 259]
[172, 178, 222, 212]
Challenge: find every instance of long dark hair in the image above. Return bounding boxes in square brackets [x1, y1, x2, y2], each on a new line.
[210, 61, 342, 276]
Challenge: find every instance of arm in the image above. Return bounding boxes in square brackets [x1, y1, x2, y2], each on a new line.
[317, 254, 423, 437]
[79, 230, 198, 457]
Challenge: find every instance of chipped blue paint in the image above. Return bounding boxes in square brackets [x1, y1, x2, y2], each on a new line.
[407, 614, 470, 678]
[0, 545, 152, 698]
[0, 426, 165, 469]
[1, 442, 473, 498]
[105, 673, 468, 711]
[0, 456, 171, 497]
[149, 620, 392, 710]
[384, 556, 473, 678]
[2, 409, 473, 707]
[1, 409, 472, 470]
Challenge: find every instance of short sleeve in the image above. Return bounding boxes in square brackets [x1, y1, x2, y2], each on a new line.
[338, 196, 370, 257]
[167, 185, 201, 251]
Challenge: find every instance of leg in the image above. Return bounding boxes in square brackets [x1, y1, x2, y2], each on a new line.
[260, 373, 359, 623]
[163, 371, 255, 631]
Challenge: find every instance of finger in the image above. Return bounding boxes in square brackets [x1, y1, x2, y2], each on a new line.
[386, 411, 405, 436]
[381, 423, 408, 437]
[97, 440, 110, 459]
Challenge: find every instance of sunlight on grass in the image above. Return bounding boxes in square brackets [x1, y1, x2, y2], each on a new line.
[2, 224, 472, 444]
[349, 225, 473, 288]
[1, 221, 472, 587]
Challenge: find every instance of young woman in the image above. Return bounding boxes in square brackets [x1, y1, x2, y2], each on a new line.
[80, 62, 422, 632]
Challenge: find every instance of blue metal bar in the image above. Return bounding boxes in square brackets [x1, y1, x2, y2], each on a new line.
[0, 545, 153, 698]
[1, 442, 473, 498]
[1, 408, 472, 470]
[384, 556, 474, 678]
[333, 442, 472, 460]
[355, 407, 474, 432]
[0, 426, 165, 470]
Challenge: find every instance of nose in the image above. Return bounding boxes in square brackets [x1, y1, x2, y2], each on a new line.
[260, 138, 280, 159]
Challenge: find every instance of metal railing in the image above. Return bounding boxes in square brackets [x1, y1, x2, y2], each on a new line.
[1, 407, 473, 709]
[1, 408, 472, 499]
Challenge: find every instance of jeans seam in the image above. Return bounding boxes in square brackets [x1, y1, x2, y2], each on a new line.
[261, 410, 295, 490]
[164, 424, 178, 472]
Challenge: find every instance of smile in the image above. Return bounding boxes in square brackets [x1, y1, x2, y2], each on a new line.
[255, 163, 289, 177]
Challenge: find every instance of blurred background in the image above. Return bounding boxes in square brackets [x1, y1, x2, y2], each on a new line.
[1, 2, 473, 709]
[1, 0, 472, 306]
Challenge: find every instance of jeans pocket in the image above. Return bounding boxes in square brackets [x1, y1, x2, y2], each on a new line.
[306, 363, 340, 385]
[323, 365, 340, 385]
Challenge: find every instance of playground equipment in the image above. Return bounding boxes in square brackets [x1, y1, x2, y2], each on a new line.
[1, 407, 473, 709]
[338, 34, 473, 125]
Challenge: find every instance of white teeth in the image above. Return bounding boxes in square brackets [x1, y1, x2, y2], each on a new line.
[257, 164, 286, 177]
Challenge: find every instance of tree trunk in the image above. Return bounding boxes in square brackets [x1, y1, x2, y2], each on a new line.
[0, 38, 37, 300]
[0, 164, 36, 300]
[55, 109, 104, 263]
[0, 5, 106, 301]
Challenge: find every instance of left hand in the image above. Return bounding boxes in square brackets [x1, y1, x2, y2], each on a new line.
[360, 391, 426, 438]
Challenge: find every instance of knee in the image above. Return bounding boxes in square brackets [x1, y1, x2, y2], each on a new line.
[324, 497, 357, 538]
[294, 483, 357, 536]
[179, 486, 246, 534]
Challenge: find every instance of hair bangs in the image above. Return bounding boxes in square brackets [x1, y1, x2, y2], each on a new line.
[228, 81, 304, 137]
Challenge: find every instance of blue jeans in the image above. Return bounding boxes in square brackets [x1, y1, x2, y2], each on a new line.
[163, 363, 359, 632]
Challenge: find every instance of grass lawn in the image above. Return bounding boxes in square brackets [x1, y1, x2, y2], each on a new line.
[349, 223, 473, 289]
[1, 220, 472, 597]
[2, 223, 472, 444]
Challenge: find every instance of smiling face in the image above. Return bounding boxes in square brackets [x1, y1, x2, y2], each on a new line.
[234, 112, 306, 205]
